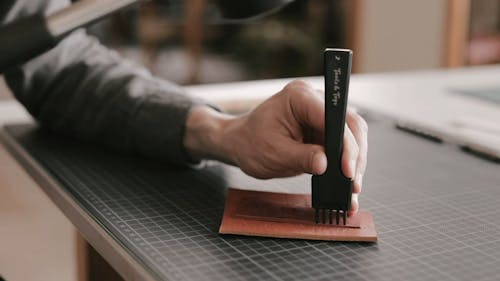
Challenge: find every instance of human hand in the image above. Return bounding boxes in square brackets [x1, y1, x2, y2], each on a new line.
[183, 80, 368, 213]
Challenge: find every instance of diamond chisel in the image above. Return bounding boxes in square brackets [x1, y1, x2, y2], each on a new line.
[312, 48, 354, 225]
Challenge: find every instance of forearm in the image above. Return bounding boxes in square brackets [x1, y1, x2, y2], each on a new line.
[5, 29, 207, 165]
[183, 105, 237, 165]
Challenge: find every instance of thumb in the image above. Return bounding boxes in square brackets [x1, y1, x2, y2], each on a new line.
[287, 142, 327, 175]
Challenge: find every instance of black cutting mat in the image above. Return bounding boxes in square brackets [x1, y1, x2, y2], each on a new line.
[4, 116, 500, 281]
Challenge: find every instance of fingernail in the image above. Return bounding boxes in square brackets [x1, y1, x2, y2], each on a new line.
[350, 193, 359, 215]
[313, 152, 327, 175]
[349, 159, 356, 178]
[356, 174, 363, 187]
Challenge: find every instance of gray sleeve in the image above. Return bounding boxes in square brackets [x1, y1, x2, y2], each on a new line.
[3, 2, 207, 165]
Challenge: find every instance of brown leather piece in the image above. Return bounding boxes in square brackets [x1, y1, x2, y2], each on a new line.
[219, 188, 378, 242]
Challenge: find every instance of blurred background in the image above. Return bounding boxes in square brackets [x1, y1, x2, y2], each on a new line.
[0, 0, 500, 92]
[85, 0, 347, 84]
[0, 0, 499, 91]
[83, 0, 500, 85]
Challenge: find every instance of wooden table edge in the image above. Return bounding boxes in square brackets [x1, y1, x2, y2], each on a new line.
[0, 126, 159, 281]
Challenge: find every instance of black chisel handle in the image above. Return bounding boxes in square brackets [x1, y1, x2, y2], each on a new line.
[312, 48, 353, 224]
[324, 49, 352, 176]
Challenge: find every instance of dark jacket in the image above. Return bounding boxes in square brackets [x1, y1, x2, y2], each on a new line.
[1, 0, 204, 165]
